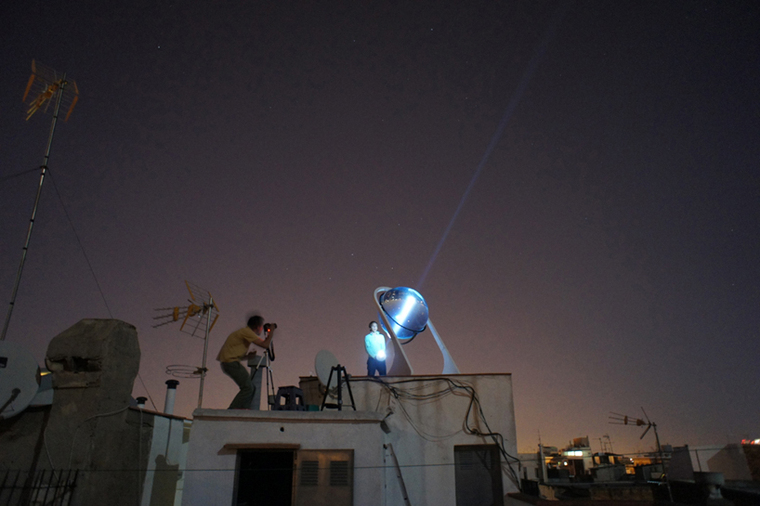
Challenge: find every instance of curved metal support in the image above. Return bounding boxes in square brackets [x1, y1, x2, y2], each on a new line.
[426, 320, 460, 374]
[373, 286, 461, 375]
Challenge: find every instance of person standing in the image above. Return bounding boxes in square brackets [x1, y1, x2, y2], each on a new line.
[217, 315, 274, 409]
[365, 320, 387, 376]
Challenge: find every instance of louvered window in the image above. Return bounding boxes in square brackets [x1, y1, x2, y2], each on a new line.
[294, 450, 353, 506]
[329, 460, 350, 486]
[300, 460, 319, 486]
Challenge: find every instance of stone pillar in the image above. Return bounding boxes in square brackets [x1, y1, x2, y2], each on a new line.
[44, 319, 143, 506]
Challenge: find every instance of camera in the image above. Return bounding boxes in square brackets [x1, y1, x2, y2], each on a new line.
[264, 323, 278, 332]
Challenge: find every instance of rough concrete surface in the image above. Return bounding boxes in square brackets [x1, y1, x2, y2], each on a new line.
[0, 319, 151, 506]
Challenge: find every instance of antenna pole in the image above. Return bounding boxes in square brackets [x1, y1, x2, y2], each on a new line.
[197, 296, 213, 408]
[1, 76, 67, 341]
[157, 281, 219, 410]
[653, 423, 673, 502]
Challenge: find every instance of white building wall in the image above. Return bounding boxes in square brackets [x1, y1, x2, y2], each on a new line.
[181, 373, 518, 506]
[182, 410, 385, 506]
[139, 414, 190, 506]
[689, 444, 753, 480]
[350, 374, 519, 506]
[517, 453, 541, 481]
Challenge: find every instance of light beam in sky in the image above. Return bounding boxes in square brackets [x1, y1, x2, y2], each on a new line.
[416, 3, 571, 290]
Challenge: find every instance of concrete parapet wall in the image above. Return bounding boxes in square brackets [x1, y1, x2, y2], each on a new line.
[0, 319, 150, 506]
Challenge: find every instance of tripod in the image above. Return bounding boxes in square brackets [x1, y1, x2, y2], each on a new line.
[320, 364, 355, 411]
[247, 352, 275, 410]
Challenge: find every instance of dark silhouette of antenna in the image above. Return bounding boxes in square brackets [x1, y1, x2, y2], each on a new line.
[597, 434, 614, 454]
[153, 281, 219, 408]
[609, 408, 659, 440]
[609, 408, 672, 501]
[2, 61, 79, 342]
[22, 60, 79, 121]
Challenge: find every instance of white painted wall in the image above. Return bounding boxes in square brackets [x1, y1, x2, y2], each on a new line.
[351, 374, 519, 505]
[139, 414, 191, 506]
[517, 453, 541, 481]
[181, 373, 518, 506]
[182, 410, 385, 506]
[689, 444, 752, 480]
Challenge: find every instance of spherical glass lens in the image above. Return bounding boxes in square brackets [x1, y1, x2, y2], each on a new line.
[379, 287, 429, 340]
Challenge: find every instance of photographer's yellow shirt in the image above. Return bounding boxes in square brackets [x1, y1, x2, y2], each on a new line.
[216, 327, 260, 363]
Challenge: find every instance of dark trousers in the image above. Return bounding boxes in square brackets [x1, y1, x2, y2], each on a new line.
[221, 361, 254, 409]
[367, 356, 386, 376]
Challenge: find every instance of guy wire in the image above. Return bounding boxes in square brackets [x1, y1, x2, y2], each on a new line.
[48, 168, 159, 411]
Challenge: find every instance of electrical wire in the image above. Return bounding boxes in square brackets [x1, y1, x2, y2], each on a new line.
[136, 373, 159, 412]
[0, 166, 40, 183]
[48, 169, 159, 412]
[67, 406, 129, 469]
[47, 170, 112, 317]
[356, 376, 522, 487]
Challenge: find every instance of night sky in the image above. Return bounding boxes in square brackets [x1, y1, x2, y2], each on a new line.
[2, 1, 758, 455]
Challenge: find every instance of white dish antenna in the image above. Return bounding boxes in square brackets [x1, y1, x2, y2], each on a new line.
[30, 372, 53, 407]
[0, 341, 41, 419]
[315, 349, 340, 388]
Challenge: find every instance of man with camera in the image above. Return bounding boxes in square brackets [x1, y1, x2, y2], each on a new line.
[216, 315, 276, 409]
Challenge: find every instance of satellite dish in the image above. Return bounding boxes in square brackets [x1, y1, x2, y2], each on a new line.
[0, 341, 41, 419]
[30, 371, 53, 407]
[315, 350, 339, 389]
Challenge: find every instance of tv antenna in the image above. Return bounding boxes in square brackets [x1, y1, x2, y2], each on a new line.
[2, 60, 80, 342]
[597, 434, 614, 454]
[153, 281, 219, 408]
[609, 408, 672, 500]
[609, 408, 660, 443]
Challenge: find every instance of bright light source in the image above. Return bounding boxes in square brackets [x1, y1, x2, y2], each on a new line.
[379, 287, 429, 341]
[376, 350, 386, 360]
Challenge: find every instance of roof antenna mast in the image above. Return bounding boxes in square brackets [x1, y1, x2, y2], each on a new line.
[2, 60, 79, 341]
[153, 281, 220, 409]
[609, 408, 673, 501]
